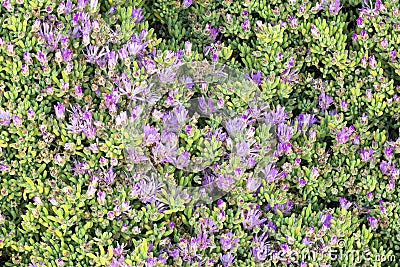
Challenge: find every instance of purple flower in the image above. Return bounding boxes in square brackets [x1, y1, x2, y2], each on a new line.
[198, 96, 217, 115]
[29, 261, 45, 267]
[0, 109, 11, 126]
[12, 115, 22, 127]
[142, 59, 156, 74]
[242, 206, 268, 229]
[87, 185, 96, 197]
[76, 0, 87, 11]
[48, 197, 58, 205]
[134, 174, 163, 203]
[246, 173, 261, 193]
[387, 180, 395, 192]
[33, 195, 42, 204]
[262, 163, 281, 182]
[170, 151, 190, 169]
[39, 23, 61, 51]
[277, 123, 294, 143]
[356, 17, 364, 27]
[23, 52, 33, 64]
[311, 25, 319, 38]
[235, 139, 259, 158]
[102, 166, 116, 185]
[54, 102, 65, 119]
[89, 0, 98, 12]
[380, 38, 388, 49]
[242, 19, 250, 31]
[297, 113, 318, 132]
[143, 125, 160, 146]
[184, 42, 192, 56]
[131, 7, 144, 23]
[320, 213, 333, 228]
[339, 197, 352, 209]
[252, 231, 270, 262]
[106, 51, 118, 70]
[208, 25, 219, 42]
[220, 231, 239, 251]
[299, 178, 307, 188]
[265, 108, 286, 129]
[390, 50, 397, 60]
[287, 15, 298, 28]
[250, 71, 263, 85]
[225, 117, 247, 137]
[182, 0, 192, 8]
[351, 32, 358, 41]
[199, 217, 219, 234]
[380, 160, 397, 177]
[318, 91, 333, 110]
[328, 0, 341, 15]
[367, 216, 379, 229]
[61, 48, 72, 62]
[35, 51, 48, 65]
[361, 55, 368, 67]
[112, 242, 127, 258]
[359, 30, 368, 41]
[216, 173, 235, 191]
[272, 201, 293, 214]
[97, 190, 106, 205]
[220, 252, 235, 267]
[336, 126, 355, 144]
[369, 55, 377, 68]
[2, 0, 11, 9]
[384, 147, 393, 161]
[360, 148, 374, 162]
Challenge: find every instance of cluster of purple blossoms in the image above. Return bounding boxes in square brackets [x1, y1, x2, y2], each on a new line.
[268, 201, 293, 215]
[296, 113, 318, 133]
[339, 197, 352, 209]
[262, 163, 284, 183]
[169, 232, 215, 264]
[368, 216, 379, 230]
[66, 103, 97, 140]
[320, 212, 333, 229]
[246, 70, 263, 86]
[72, 159, 89, 176]
[38, 22, 64, 51]
[335, 125, 355, 144]
[242, 205, 268, 229]
[92, 166, 117, 185]
[314, 0, 342, 15]
[280, 57, 299, 83]
[0, 109, 11, 126]
[109, 242, 165, 267]
[78, 8, 149, 68]
[220, 252, 235, 266]
[318, 91, 333, 110]
[251, 231, 270, 262]
[380, 160, 399, 178]
[130, 173, 163, 204]
[360, 147, 374, 162]
[182, 0, 192, 8]
[108, 243, 130, 267]
[28, 261, 46, 267]
[54, 102, 66, 119]
[220, 231, 239, 251]
[264, 105, 294, 157]
[131, 7, 144, 23]
[105, 88, 121, 114]
[359, 0, 385, 16]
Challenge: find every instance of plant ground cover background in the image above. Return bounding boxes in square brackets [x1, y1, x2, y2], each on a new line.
[0, 0, 400, 266]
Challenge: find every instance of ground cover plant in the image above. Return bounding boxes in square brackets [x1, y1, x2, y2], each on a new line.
[0, 0, 399, 266]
